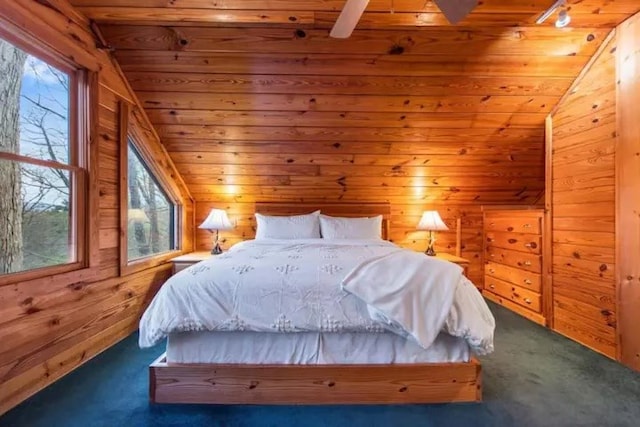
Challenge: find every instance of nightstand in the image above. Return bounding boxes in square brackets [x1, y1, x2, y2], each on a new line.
[170, 251, 211, 275]
[432, 253, 470, 276]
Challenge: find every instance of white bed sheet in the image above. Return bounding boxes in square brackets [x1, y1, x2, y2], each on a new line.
[166, 331, 470, 364]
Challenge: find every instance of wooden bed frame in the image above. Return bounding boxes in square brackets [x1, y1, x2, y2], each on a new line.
[148, 202, 483, 405]
[150, 355, 481, 404]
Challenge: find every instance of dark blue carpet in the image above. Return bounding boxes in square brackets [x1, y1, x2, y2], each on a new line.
[2, 302, 640, 427]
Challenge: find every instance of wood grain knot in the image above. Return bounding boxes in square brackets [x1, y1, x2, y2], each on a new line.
[26, 306, 42, 315]
[388, 45, 404, 55]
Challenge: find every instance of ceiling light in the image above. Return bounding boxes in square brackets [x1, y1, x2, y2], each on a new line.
[555, 9, 571, 28]
[536, 0, 566, 25]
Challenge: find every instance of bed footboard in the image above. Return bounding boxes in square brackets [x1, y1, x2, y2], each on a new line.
[149, 354, 482, 404]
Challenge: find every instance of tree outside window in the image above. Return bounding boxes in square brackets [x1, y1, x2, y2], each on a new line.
[126, 142, 176, 261]
[0, 37, 79, 275]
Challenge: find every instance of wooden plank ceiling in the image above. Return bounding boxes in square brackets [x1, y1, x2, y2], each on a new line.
[70, 0, 639, 282]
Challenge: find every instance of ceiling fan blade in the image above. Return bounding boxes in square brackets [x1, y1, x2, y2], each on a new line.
[330, 0, 370, 39]
[434, 0, 478, 25]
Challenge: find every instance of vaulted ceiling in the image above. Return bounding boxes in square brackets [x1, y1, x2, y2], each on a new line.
[69, 0, 640, 258]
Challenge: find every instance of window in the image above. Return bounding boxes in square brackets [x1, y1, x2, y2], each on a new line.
[126, 140, 177, 262]
[0, 36, 88, 278]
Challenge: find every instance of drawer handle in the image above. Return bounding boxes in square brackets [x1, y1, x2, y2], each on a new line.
[524, 243, 537, 248]
[489, 269, 495, 274]
[490, 222, 495, 226]
[523, 223, 531, 228]
[524, 279, 532, 285]
[490, 254, 495, 257]
[524, 298, 532, 305]
[487, 238, 494, 242]
[489, 284, 495, 289]
[523, 261, 532, 266]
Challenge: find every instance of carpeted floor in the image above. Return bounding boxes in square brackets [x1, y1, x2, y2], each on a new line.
[2, 302, 640, 427]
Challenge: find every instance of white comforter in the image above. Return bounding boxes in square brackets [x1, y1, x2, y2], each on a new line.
[139, 239, 495, 355]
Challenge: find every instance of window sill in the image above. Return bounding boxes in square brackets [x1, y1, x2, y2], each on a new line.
[0, 263, 99, 288]
[120, 250, 182, 277]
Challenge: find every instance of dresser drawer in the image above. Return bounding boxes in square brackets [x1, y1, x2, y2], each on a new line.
[484, 216, 541, 235]
[484, 275, 542, 312]
[483, 290, 546, 325]
[485, 247, 542, 273]
[485, 261, 541, 292]
[485, 231, 541, 254]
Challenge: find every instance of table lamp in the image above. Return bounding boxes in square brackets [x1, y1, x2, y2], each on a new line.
[417, 211, 449, 256]
[198, 209, 234, 254]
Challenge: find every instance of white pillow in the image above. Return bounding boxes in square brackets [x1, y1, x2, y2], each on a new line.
[255, 211, 321, 239]
[320, 214, 382, 240]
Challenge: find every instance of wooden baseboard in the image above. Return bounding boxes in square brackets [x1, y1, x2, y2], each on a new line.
[149, 354, 482, 405]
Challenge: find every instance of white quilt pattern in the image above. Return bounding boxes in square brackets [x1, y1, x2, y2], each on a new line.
[139, 239, 494, 355]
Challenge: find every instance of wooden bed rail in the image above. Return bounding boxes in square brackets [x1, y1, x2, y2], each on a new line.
[149, 354, 482, 405]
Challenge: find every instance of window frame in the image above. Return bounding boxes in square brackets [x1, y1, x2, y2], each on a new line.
[119, 102, 181, 276]
[0, 27, 99, 286]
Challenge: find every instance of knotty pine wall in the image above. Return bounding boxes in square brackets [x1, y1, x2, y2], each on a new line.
[550, 32, 617, 359]
[96, 22, 619, 286]
[0, 0, 193, 415]
[549, 12, 640, 371]
[616, 13, 640, 372]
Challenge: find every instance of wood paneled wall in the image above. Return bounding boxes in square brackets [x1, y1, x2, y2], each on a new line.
[549, 12, 640, 370]
[616, 13, 640, 372]
[0, 0, 193, 415]
[549, 34, 618, 358]
[83, 0, 640, 286]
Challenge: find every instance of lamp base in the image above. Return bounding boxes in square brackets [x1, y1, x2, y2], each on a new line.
[211, 229, 223, 255]
[425, 230, 437, 256]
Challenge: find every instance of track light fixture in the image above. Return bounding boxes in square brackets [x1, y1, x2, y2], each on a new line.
[555, 8, 571, 28]
[536, 0, 571, 28]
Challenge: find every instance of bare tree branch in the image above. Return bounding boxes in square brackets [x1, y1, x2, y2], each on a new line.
[21, 94, 66, 120]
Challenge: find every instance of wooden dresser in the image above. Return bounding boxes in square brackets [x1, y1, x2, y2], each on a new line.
[482, 209, 547, 326]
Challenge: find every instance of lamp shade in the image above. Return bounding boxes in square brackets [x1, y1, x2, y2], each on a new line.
[128, 208, 149, 223]
[417, 211, 449, 231]
[199, 209, 233, 231]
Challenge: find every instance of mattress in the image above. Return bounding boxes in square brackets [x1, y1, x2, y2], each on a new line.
[166, 331, 470, 364]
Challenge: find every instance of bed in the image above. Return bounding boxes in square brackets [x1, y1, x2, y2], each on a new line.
[144, 202, 494, 404]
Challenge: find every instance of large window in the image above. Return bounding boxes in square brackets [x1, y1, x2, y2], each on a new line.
[126, 141, 176, 262]
[0, 36, 87, 278]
